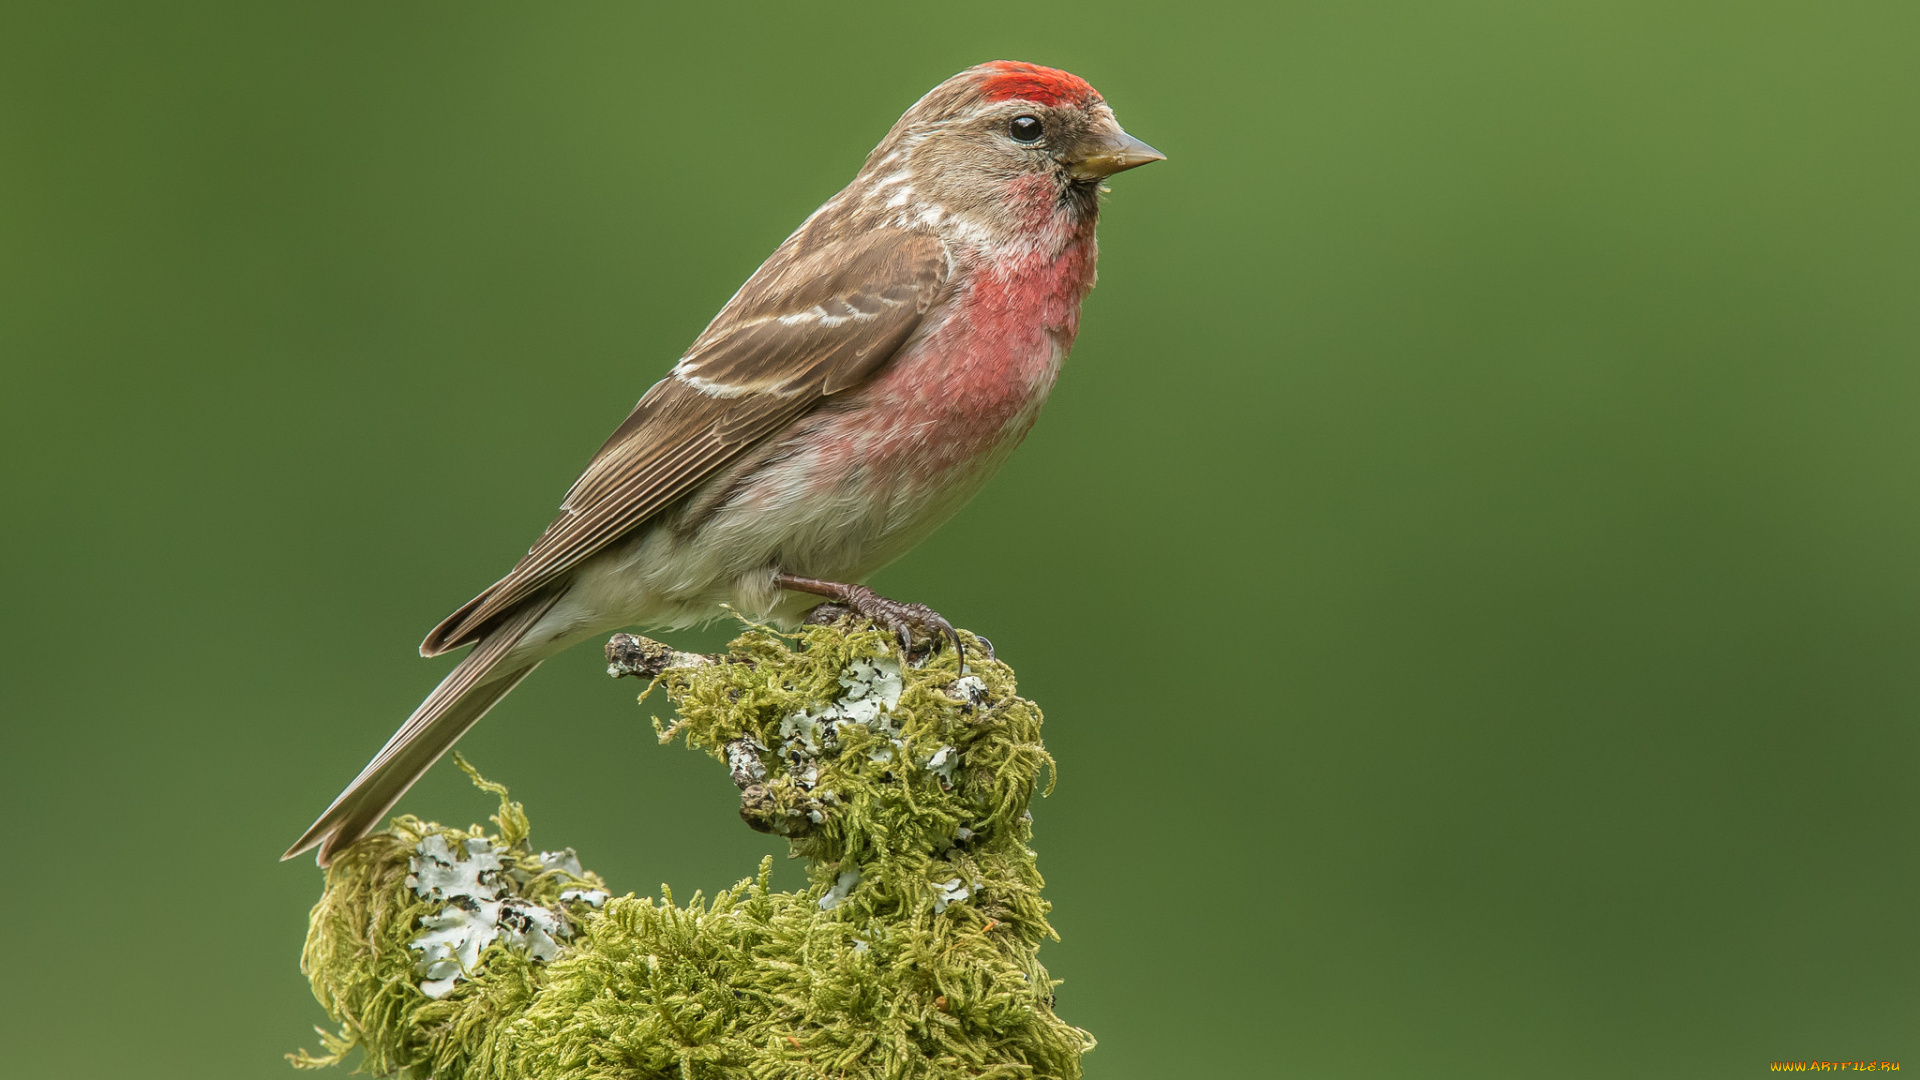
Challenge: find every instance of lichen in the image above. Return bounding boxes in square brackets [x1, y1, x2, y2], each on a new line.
[293, 620, 1090, 1079]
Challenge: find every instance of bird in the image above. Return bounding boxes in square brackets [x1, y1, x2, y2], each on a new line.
[285, 61, 1162, 866]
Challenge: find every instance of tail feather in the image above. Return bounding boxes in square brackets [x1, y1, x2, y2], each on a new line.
[420, 581, 500, 657]
[283, 592, 561, 865]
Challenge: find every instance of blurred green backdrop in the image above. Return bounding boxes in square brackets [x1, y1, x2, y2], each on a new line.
[3, 2, 1917, 1077]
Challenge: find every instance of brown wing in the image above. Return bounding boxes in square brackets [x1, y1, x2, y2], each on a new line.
[421, 227, 949, 655]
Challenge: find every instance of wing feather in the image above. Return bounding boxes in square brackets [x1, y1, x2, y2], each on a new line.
[421, 227, 946, 655]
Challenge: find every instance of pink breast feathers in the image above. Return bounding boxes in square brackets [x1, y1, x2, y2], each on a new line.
[807, 236, 1099, 490]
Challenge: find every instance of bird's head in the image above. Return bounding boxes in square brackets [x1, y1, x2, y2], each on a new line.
[856, 61, 1163, 239]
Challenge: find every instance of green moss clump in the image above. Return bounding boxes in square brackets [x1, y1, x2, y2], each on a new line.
[294, 621, 1092, 1079]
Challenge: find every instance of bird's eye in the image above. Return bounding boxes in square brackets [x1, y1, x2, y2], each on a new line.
[1008, 115, 1044, 143]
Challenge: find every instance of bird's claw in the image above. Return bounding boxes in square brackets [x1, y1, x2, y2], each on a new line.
[803, 585, 963, 666]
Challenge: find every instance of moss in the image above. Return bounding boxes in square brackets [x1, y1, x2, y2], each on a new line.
[294, 621, 1092, 1079]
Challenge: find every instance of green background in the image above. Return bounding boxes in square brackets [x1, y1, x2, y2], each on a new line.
[3, 2, 1915, 1077]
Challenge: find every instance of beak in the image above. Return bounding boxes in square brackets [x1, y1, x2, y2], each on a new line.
[1064, 124, 1166, 180]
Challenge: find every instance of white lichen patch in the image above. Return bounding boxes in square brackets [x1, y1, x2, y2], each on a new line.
[407, 835, 578, 999]
[724, 738, 769, 787]
[949, 675, 988, 706]
[923, 745, 959, 783]
[818, 868, 863, 912]
[933, 876, 982, 914]
[838, 657, 903, 720]
[541, 849, 608, 906]
[538, 849, 584, 877]
[778, 656, 907, 780]
[409, 835, 502, 902]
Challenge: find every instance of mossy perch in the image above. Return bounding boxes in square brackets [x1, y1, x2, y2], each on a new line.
[294, 620, 1093, 1079]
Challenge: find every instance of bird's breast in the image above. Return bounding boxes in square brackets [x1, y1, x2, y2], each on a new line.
[833, 237, 1099, 479]
[631, 236, 1101, 603]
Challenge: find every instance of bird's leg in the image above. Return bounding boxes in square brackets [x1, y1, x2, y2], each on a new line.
[774, 573, 963, 663]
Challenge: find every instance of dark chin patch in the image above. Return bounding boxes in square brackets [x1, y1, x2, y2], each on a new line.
[1057, 178, 1102, 216]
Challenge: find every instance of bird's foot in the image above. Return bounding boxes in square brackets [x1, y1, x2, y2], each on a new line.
[799, 601, 858, 627]
[776, 574, 961, 664]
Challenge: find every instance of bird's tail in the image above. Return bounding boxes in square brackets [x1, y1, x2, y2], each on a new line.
[282, 593, 561, 866]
